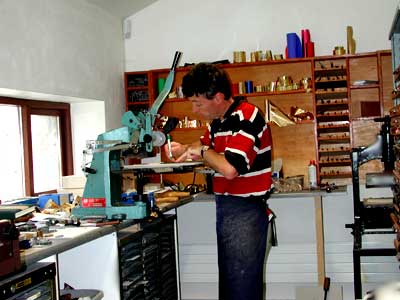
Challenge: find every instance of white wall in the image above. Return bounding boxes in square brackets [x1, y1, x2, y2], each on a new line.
[71, 101, 105, 175]
[0, 0, 125, 131]
[125, 0, 399, 70]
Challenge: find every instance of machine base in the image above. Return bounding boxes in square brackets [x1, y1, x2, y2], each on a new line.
[72, 203, 148, 220]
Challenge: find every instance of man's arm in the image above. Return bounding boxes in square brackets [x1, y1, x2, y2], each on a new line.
[187, 146, 239, 180]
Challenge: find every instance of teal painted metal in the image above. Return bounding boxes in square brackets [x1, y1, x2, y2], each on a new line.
[72, 52, 182, 220]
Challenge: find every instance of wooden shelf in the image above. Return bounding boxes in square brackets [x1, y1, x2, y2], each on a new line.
[316, 114, 350, 122]
[126, 86, 149, 90]
[319, 149, 351, 155]
[315, 91, 348, 100]
[124, 50, 392, 187]
[319, 172, 352, 178]
[127, 100, 149, 105]
[315, 78, 346, 84]
[173, 127, 207, 131]
[317, 124, 350, 132]
[319, 160, 352, 167]
[234, 89, 309, 98]
[314, 68, 346, 76]
[164, 98, 188, 103]
[392, 91, 400, 100]
[350, 84, 380, 89]
[317, 136, 351, 143]
[390, 104, 400, 117]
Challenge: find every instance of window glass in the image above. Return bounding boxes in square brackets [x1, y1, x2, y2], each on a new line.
[31, 114, 62, 193]
[0, 104, 25, 201]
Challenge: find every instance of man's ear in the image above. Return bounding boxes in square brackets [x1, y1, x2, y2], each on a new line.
[214, 92, 225, 104]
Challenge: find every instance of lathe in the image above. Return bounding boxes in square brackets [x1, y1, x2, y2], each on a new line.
[72, 51, 182, 220]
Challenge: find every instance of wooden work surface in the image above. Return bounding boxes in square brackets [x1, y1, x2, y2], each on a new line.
[21, 195, 197, 266]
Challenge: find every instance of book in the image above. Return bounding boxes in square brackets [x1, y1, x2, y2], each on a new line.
[0, 205, 36, 220]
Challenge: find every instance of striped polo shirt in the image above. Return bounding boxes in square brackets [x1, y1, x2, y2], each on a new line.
[200, 98, 273, 197]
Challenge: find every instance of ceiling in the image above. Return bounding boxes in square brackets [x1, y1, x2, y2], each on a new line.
[86, 0, 158, 19]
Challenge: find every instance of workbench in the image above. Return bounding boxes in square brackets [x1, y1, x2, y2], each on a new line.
[270, 187, 348, 285]
[19, 195, 194, 300]
[17, 187, 347, 299]
[187, 186, 348, 286]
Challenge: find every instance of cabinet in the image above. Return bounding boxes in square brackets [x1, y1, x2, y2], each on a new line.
[125, 51, 392, 187]
[389, 3, 400, 267]
[118, 215, 178, 300]
[312, 52, 393, 185]
[125, 71, 152, 111]
[0, 262, 57, 300]
[314, 57, 351, 185]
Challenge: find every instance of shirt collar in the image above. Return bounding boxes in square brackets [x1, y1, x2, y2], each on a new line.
[223, 96, 247, 119]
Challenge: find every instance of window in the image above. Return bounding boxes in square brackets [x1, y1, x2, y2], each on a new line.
[0, 97, 73, 202]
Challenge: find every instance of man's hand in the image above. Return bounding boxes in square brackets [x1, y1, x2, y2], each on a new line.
[163, 141, 188, 162]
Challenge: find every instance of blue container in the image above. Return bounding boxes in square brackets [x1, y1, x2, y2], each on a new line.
[245, 80, 253, 93]
[38, 193, 73, 209]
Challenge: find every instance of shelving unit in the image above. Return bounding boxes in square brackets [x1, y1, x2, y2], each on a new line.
[125, 51, 392, 187]
[314, 57, 352, 184]
[390, 5, 400, 269]
[125, 71, 152, 111]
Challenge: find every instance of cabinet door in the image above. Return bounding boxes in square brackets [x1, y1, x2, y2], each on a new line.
[349, 55, 381, 119]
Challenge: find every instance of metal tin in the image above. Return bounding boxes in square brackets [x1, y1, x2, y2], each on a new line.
[233, 51, 246, 63]
[245, 80, 253, 93]
[238, 82, 246, 94]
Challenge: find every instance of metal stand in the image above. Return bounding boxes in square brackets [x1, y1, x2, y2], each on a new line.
[346, 117, 396, 299]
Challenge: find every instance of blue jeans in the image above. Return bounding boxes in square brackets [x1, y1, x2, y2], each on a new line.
[216, 195, 269, 300]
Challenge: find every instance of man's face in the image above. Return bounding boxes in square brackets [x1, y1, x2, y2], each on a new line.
[189, 94, 220, 119]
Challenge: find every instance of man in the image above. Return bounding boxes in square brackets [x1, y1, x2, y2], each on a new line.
[164, 62, 273, 300]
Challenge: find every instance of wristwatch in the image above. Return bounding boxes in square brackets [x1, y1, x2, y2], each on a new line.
[200, 145, 210, 158]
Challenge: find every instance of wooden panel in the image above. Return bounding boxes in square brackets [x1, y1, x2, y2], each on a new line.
[151, 68, 187, 101]
[352, 119, 381, 147]
[225, 61, 312, 87]
[159, 99, 210, 126]
[349, 56, 379, 83]
[162, 172, 206, 188]
[168, 128, 205, 145]
[249, 92, 314, 118]
[381, 53, 394, 115]
[352, 119, 384, 181]
[271, 123, 317, 180]
[350, 88, 380, 118]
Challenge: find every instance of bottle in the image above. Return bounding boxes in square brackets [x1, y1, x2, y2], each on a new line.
[308, 160, 317, 189]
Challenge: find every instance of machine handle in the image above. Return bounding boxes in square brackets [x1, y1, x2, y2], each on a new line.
[171, 51, 183, 70]
[83, 167, 97, 174]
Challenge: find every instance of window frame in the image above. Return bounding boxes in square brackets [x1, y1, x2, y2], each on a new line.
[0, 97, 73, 196]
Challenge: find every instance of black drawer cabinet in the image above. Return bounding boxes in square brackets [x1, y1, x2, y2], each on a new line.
[118, 215, 178, 300]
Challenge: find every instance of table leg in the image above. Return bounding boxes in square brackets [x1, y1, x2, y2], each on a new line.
[314, 195, 326, 285]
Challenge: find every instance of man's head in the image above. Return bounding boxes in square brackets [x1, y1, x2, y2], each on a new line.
[182, 63, 233, 119]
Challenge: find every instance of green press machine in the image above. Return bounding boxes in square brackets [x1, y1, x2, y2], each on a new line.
[72, 51, 182, 220]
